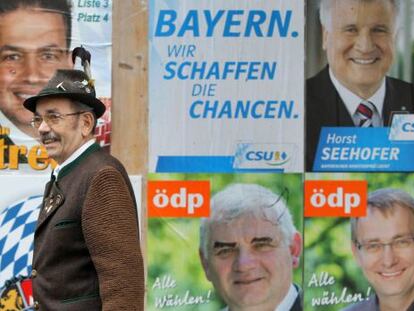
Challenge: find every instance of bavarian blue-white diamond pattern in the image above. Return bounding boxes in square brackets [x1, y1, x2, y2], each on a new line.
[0, 196, 42, 288]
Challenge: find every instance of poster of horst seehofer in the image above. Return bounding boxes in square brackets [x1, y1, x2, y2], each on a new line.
[0, 0, 112, 173]
[147, 173, 303, 310]
[304, 173, 414, 311]
[149, 0, 305, 173]
[306, 0, 414, 172]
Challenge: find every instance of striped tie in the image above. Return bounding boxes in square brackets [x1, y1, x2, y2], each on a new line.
[354, 101, 376, 127]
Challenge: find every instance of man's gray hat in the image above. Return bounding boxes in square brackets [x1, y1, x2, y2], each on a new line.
[23, 69, 106, 118]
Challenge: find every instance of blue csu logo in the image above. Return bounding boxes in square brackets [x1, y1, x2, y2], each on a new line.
[233, 143, 296, 170]
[402, 123, 414, 132]
[389, 114, 414, 141]
[245, 150, 290, 166]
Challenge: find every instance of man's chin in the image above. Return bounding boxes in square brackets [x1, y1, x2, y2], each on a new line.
[43, 146, 59, 159]
[228, 289, 270, 308]
[374, 280, 412, 299]
[346, 65, 386, 85]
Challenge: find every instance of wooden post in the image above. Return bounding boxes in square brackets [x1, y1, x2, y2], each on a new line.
[112, 0, 148, 297]
[112, 0, 148, 175]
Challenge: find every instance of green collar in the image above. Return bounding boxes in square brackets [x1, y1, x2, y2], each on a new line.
[57, 143, 100, 180]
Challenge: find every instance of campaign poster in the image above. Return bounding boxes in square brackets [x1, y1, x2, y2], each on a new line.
[0, 0, 112, 173]
[303, 173, 414, 310]
[149, 0, 305, 173]
[147, 173, 303, 310]
[305, 0, 414, 172]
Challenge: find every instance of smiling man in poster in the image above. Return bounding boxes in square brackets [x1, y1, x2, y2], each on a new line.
[306, 0, 414, 171]
[345, 188, 414, 311]
[0, 0, 73, 148]
[199, 183, 303, 311]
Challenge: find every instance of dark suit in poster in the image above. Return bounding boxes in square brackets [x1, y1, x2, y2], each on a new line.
[342, 295, 414, 311]
[306, 66, 414, 171]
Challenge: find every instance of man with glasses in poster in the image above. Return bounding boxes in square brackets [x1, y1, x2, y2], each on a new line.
[199, 183, 303, 311]
[306, 0, 414, 171]
[345, 188, 414, 311]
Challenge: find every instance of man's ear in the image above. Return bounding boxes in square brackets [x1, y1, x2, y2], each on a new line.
[199, 249, 211, 281]
[351, 242, 362, 267]
[81, 112, 95, 137]
[290, 232, 302, 268]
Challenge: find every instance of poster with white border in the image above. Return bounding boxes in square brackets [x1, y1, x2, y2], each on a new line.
[149, 0, 304, 173]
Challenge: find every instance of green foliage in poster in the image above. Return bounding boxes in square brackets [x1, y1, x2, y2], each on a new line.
[304, 173, 414, 311]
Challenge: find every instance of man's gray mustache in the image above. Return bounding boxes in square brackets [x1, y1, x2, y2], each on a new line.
[40, 133, 60, 143]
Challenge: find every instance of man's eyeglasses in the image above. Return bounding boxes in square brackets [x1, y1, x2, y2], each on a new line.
[355, 236, 414, 254]
[30, 111, 89, 129]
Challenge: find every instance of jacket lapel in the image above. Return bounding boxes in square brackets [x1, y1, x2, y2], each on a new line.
[317, 67, 354, 126]
[290, 294, 302, 311]
[36, 180, 65, 231]
[34, 144, 100, 231]
[290, 284, 303, 311]
[382, 77, 412, 126]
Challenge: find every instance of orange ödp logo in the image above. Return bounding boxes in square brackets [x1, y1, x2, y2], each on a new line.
[148, 181, 210, 217]
[305, 180, 367, 217]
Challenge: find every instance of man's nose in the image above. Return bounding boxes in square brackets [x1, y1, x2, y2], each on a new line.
[20, 55, 44, 84]
[354, 30, 375, 53]
[37, 119, 51, 133]
[381, 244, 398, 268]
[233, 249, 257, 272]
